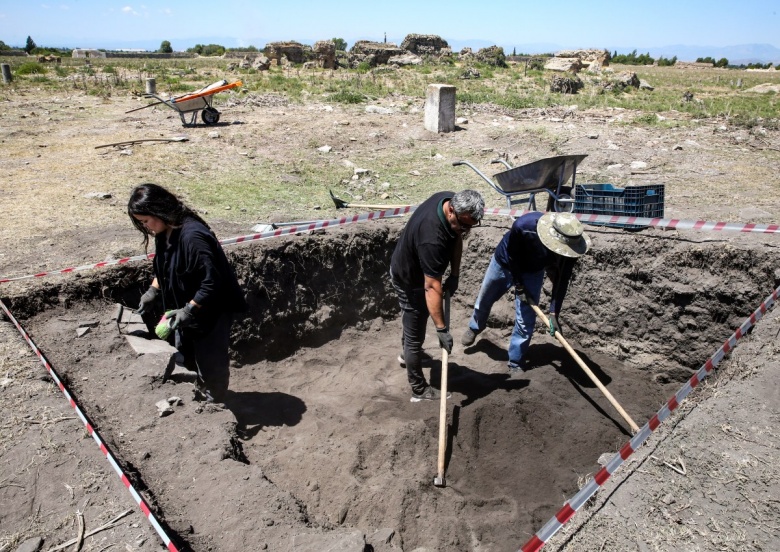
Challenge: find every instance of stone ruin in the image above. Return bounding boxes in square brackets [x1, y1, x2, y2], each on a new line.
[312, 41, 336, 69]
[348, 41, 406, 68]
[400, 34, 452, 57]
[546, 49, 610, 73]
[265, 41, 312, 65]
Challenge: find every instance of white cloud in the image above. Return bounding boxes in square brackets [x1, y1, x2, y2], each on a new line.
[121, 6, 139, 16]
[60, 4, 70, 10]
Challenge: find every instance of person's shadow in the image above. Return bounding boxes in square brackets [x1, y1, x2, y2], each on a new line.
[223, 390, 306, 440]
[429, 338, 531, 408]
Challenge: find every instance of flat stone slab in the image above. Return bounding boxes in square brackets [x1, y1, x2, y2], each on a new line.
[290, 530, 365, 551]
[124, 334, 177, 355]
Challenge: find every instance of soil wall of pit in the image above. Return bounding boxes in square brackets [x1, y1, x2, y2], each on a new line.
[5, 221, 779, 385]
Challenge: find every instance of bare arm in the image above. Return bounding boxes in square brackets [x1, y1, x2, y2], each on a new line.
[424, 274, 447, 329]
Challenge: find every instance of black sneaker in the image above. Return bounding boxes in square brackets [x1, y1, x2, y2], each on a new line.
[461, 328, 478, 346]
[410, 386, 452, 402]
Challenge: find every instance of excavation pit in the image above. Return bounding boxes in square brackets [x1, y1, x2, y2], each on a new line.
[3, 220, 777, 552]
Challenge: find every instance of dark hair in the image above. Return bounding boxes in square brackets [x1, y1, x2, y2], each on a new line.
[127, 183, 210, 250]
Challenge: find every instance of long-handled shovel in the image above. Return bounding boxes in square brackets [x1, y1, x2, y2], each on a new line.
[527, 297, 640, 434]
[329, 189, 408, 210]
[433, 291, 451, 487]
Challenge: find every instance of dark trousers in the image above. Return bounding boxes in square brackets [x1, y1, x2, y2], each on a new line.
[175, 312, 233, 401]
[390, 271, 430, 395]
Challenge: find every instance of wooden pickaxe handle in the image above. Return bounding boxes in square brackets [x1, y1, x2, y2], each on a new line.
[527, 299, 640, 433]
[434, 291, 451, 486]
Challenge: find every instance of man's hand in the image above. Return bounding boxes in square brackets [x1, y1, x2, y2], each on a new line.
[516, 284, 528, 304]
[443, 274, 459, 297]
[548, 314, 561, 336]
[137, 286, 161, 316]
[436, 327, 453, 354]
[168, 303, 198, 330]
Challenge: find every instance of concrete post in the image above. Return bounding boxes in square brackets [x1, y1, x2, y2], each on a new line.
[424, 84, 456, 133]
[145, 78, 156, 95]
[1, 64, 12, 84]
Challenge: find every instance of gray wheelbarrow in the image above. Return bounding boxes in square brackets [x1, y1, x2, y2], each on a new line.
[453, 154, 587, 212]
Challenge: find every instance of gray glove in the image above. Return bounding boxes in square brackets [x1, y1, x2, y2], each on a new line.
[548, 314, 561, 336]
[443, 275, 459, 297]
[168, 303, 198, 330]
[137, 286, 161, 316]
[436, 327, 453, 354]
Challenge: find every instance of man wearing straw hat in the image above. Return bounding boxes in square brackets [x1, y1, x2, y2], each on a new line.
[461, 211, 591, 373]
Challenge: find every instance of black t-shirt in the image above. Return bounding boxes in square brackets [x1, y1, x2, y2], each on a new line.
[390, 191, 457, 289]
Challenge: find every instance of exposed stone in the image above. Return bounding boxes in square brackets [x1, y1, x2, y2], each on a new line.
[600, 71, 640, 91]
[14, 537, 43, 552]
[290, 531, 365, 552]
[388, 53, 423, 66]
[252, 55, 271, 71]
[549, 74, 584, 94]
[461, 67, 481, 79]
[349, 41, 405, 67]
[555, 48, 610, 68]
[265, 41, 311, 65]
[313, 40, 336, 69]
[475, 45, 507, 67]
[400, 34, 450, 57]
[545, 57, 584, 73]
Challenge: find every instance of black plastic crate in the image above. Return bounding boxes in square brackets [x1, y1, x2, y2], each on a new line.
[574, 184, 664, 229]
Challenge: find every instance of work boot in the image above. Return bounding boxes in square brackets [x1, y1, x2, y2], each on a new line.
[508, 360, 528, 376]
[461, 328, 479, 346]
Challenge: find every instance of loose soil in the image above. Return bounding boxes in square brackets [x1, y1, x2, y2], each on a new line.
[1, 70, 779, 552]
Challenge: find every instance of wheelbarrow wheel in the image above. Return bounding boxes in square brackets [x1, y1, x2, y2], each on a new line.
[547, 186, 574, 213]
[201, 107, 220, 125]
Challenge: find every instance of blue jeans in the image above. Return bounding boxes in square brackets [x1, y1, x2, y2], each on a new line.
[467, 256, 544, 368]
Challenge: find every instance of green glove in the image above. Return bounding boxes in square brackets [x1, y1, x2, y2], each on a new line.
[548, 314, 561, 336]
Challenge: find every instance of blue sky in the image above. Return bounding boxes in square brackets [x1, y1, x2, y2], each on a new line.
[1, 0, 778, 56]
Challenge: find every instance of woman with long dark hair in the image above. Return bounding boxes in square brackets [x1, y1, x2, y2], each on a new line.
[128, 183, 246, 403]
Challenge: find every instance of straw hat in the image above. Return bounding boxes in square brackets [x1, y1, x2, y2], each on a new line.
[537, 212, 591, 258]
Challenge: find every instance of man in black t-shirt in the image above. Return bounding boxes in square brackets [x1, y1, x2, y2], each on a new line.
[389, 189, 484, 402]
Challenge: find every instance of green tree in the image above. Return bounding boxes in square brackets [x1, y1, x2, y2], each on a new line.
[25, 35, 36, 54]
[0, 40, 10, 51]
[715, 57, 729, 68]
[159, 40, 173, 53]
[332, 37, 347, 52]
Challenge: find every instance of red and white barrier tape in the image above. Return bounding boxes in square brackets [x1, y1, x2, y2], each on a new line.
[0, 299, 181, 552]
[0, 207, 416, 284]
[518, 284, 780, 552]
[2, 207, 778, 285]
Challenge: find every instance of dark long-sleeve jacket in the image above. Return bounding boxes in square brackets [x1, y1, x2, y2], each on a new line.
[493, 211, 576, 313]
[153, 217, 246, 332]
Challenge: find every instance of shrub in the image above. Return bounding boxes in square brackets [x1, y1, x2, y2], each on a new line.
[16, 62, 46, 75]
